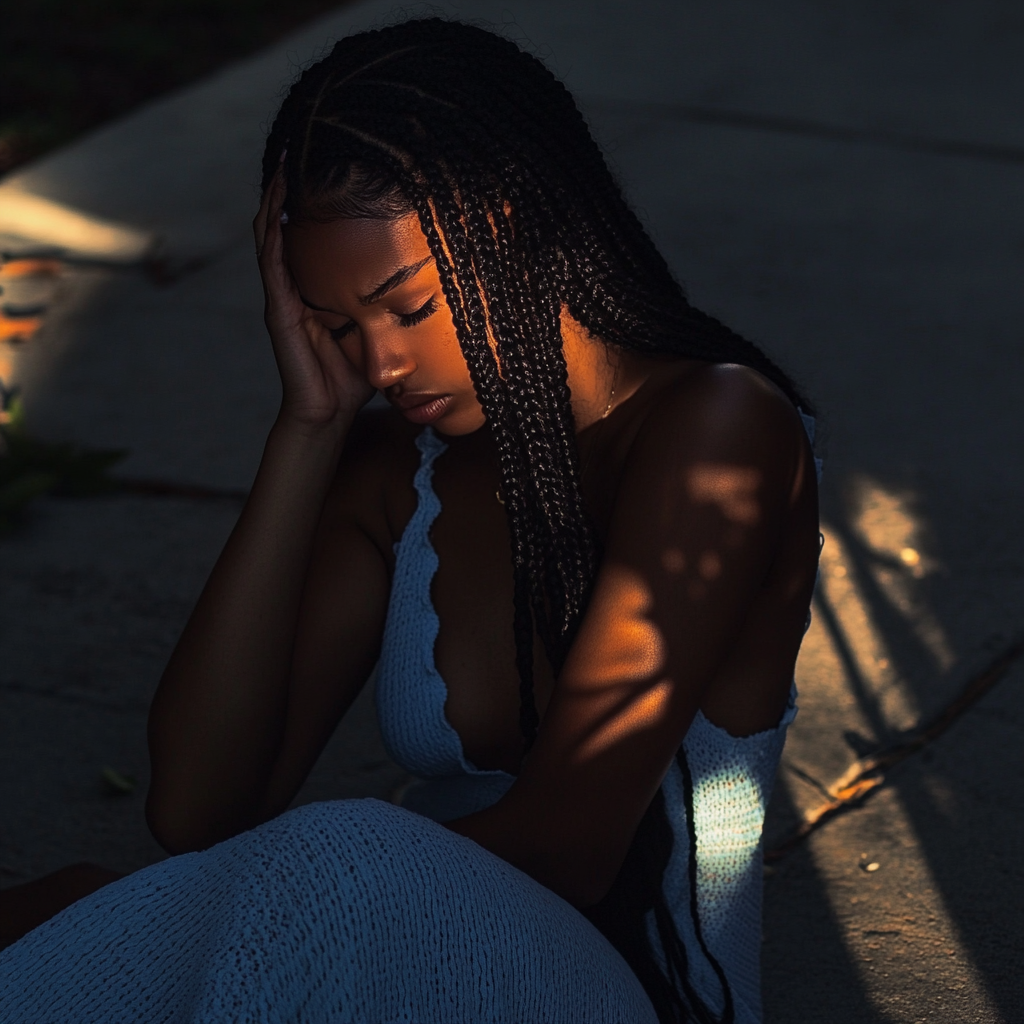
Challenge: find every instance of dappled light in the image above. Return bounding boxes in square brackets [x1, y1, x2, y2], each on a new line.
[781, 486, 1004, 1017]
[850, 476, 954, 672]
[568, 564, 672, 762]
[685, 463, 762, 525]
[692, 760, 765, 854]
[815, 523, 921, 732]
[575, 564, 666, 687]
[0, 259, 62, 354]
[572, 678, 674, 764]
[799, 481, 954, 740]
[1, 3, 1017, 1019]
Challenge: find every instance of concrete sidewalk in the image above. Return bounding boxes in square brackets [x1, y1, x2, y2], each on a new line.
[2, 2, 1022, 1021]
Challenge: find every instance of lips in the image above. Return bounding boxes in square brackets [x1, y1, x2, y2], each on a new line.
[390, 392, 453, 425]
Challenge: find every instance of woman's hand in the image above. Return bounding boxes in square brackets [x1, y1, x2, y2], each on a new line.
[254, 167, 375, 430]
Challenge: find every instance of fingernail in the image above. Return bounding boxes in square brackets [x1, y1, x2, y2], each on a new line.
[279, 147, 288, 164]
[280, 211, 289, 224]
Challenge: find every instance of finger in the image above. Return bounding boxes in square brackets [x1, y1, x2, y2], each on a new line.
[252, 166, 285, 256]
[257, 171, 288, 266]
[252, 184, 272, 255]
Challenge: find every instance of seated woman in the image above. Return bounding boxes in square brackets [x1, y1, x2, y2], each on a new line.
[0, 18, 819, 1024]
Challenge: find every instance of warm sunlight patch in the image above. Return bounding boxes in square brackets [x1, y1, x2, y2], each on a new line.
[569, 565, 673, 761]
[573, 678, 674, 762]
[850, 476, 954, 672]
[685, 463, 762, 525]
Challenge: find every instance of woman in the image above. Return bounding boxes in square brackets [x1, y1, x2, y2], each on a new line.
[0, 18, 819, 1024]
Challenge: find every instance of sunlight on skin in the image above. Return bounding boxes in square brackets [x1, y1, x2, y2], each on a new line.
[571, 679, 675, 765]
[566, 466, 767, 758]
[567, 564, 674, 763]
[573, 565, 666, 687]
[684, 463, 762, 526]
[850, 476, 955, 672]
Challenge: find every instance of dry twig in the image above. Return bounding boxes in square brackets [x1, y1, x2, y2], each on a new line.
[765, 635, 1024, 862]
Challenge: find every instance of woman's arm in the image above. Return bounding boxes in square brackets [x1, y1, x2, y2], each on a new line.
[446, 365, 820, 907]
[146, 170, 387, 855]
[146, 418, 379, 853]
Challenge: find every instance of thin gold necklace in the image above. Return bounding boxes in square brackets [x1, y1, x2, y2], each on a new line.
[496, 361, 619, 505]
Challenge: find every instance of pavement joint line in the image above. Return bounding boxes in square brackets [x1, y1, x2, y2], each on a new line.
[584, 97, 1024, 166]
[765, 632, 1024, 863]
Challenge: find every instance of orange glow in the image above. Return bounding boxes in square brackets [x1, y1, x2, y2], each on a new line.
[685, 464, 762, 525]
[0, 258, 61, 347]
[577, 565, 666, 686]
[900, 546, 921, 567]
[568, 565, 674, 761]
[0, 259, 61, 279]
[574, 678, 674, 762]
[0, 317, 43, 343]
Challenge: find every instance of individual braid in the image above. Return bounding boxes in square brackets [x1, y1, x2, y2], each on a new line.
[262, 19, 807, 1023]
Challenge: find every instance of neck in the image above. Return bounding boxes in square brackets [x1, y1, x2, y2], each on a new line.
[560, 310, 644, 432]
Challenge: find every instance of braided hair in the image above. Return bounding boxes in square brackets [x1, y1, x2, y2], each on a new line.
[262, 19, 806, 1023]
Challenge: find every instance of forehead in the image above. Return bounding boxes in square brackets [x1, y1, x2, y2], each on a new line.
[283, 213, 431, 299]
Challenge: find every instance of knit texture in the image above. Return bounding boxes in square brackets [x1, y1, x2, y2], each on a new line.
[0, 800, 655, 1023]
[377, 428, 800, 1024]
[0, 424, 808, 1023]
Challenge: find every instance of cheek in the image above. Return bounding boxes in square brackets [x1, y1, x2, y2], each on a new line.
[428, 311, 475, 385]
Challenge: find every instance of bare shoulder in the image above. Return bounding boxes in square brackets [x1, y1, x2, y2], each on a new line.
[642, 360, 806, 448]
[628, 361, 811, 496]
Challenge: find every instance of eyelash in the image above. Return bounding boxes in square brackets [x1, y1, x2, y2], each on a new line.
[398, 295, 439, 327]
[328, 296, 439, 341]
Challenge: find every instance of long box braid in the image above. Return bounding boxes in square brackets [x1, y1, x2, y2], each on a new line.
[262, 19, 811, 1023]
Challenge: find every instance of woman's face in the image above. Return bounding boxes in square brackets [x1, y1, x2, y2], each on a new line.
[283, 212, 485, 435]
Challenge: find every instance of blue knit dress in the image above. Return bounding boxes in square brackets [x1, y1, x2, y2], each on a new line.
[0, 426, 806, 1024]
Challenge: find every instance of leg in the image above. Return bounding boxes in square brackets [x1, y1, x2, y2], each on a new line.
[0, 802, 658, 1023]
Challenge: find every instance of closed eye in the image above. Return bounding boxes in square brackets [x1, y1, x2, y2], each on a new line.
[398, 295, 439, 328]
[327, 296, 439, 342]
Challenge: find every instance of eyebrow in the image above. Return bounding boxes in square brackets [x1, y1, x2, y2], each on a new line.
[299, 255, 435, 314]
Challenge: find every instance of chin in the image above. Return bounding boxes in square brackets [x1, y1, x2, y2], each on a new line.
[432, 405, 488, 437]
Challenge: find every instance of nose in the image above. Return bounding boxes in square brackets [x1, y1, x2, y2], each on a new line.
[362, 336, 415, 391]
